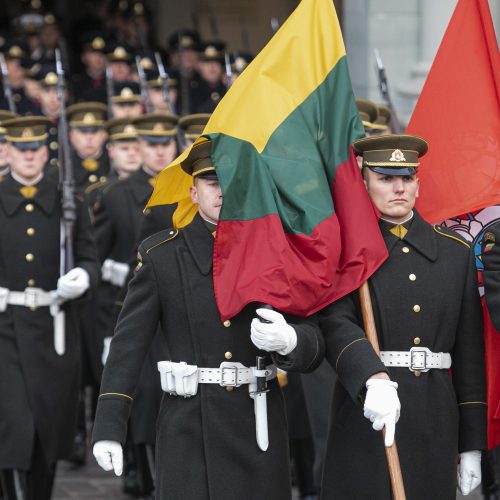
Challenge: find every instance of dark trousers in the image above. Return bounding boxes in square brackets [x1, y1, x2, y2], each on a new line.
[0, 437, 55, 500]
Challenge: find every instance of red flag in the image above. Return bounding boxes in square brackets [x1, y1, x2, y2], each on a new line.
[407, 0, 500, 224]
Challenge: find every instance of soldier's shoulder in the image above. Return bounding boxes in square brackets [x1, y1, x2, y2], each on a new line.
[432, 224, 470, 249]
[140, 228, 180, 255]
[101, 177, 127, 196]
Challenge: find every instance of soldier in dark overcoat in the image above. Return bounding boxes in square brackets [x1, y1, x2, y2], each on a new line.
[254, 135, 487, 500]
[92, 139, 322, 499]
[66, 101, 111, 190]
[0, 117, 99, 500]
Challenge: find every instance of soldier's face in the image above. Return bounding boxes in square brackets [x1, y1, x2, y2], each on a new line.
[139, 139, 178, 173]
[363, 168, 419, 222]
[8, 144, 48, 181]
[111, 62, 131, 82]
[112, 102, 143, 118]
[108, 140, 141, 177]
[39, 87, 61, 116]
[147, 88, 170, 112]
[82, 51, 106, 74]
[190, 177, 222, 224]
[198, 61, 223, 84]
[70, 128, 107, 158]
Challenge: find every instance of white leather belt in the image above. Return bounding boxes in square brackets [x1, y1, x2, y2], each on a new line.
[380, 347, 451, 372]
[0, 286, 66, 356]
[101, 259, 129, 287]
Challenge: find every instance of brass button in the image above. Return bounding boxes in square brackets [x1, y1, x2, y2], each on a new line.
[50, 158, 58, 166]
[26, 227, 35, 236]
[402, 246, 410, 253]
[30, 306, 37, 312]
[27, 279, 35, 286]
[50, 127, 57, 135]
[409, 273, 416, 281]
[25, 203, 34, 212]
[99, 176, 107, 182]
[89, 174, 98, 183]
[414, 370, 422, 377]
[223, 320, 231, 328]
[413, 337, 421, 345]
[224, 351, 232, 360]
[413, 305, 421, 313]
[50, 141, 58, 150]
[26, 253, 34, 262]
[225, 386, 234, 392]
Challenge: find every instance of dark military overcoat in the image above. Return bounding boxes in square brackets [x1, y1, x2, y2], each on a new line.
[93, 214, 322, 499]
[482, 220, 500, 332]
[0, 173, 98, 468]
[280, 212, 487, 500]
[72, 147, 111, 191]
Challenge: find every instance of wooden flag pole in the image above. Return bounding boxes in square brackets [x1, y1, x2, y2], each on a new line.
[358, 281, 406, 500]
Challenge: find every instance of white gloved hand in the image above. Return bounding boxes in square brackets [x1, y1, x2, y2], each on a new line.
[93, 440, 123, 476]
[101, 336, 112, 365]
[57, 267, 90, 300]
[250, 308, 297, 355]
[457, 450, 482, 495]
[364, 378, 401, 447]
[110, 262, 129, 287]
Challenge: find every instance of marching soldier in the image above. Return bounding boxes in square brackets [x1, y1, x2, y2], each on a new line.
[253, 134, 487, 499]
[72, 32, 109, 104]
[92, 139, 320, 499]
[106, 42, 134, 83]
[142, 58, 179, 115]
[1, 39, 39, 115]
[35, 64, 66, 167]
[111, 81, 143, 118]
[66, 101, 110, 190]
[0, 116, 98, 500]
[194, 41, 228, 113]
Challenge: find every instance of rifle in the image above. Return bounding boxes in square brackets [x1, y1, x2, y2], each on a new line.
[55, 48, 76, 274]
[105, 64, 114, 118]
[373, 48, 401, 134]
[136, 55, 152, 113]
[178, 32, 190, 116]
[224, 52, 233, 90]
[0, 53, 16, 113]
[154, 51, 174, 114]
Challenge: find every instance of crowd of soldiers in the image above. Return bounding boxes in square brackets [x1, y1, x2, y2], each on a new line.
[0, 2, 256, 500]
[0, 2, 499, 500]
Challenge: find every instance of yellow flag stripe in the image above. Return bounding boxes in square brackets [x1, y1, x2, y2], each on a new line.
[204, 0, 345, 153]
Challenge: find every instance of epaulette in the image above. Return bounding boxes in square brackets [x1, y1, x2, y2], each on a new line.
[102, 177, 126, 195]
[142, 228, 179, 254]
[84, 179, 107, 195]
[433, 225, 470, 248]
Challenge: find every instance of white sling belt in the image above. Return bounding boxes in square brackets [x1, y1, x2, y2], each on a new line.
[380, 347, 451, 373]
[158, 361, 277, 452]
[0, 286, 66, 355]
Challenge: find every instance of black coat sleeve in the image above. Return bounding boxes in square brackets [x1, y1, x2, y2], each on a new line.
[482, 224, 500, 333]
[92, 244, 162, 445]
[272, 313, 325, 373]
[452, 246, 487, 452]
[319, 292, 387, 403]
[73, 197, 100, 294]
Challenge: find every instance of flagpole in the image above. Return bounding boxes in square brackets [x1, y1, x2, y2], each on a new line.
[359, 281, 406, 500]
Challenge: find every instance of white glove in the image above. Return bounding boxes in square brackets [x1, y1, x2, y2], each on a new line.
[457, 450, 482, 495]
[364, 378, 401, 447]
[93, 440, 123, 476]
[101, 259, 129, 287]
[57, 267, 90, 300]
[101, 336, 112, 365]
[250, 308, 297, 355]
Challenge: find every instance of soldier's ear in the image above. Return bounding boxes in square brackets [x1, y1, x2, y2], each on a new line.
[415, 177, 420, 198]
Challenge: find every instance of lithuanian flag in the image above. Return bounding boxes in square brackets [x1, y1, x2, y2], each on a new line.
[148, 0, 388, 320]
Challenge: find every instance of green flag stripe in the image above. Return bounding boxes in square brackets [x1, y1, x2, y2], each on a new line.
[209, 56, 363, 236]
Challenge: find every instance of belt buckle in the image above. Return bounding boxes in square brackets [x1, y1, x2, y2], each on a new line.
[219, 362, 246, 387]
[409, 347, 431, 372]
[24, 287, 39, 308]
